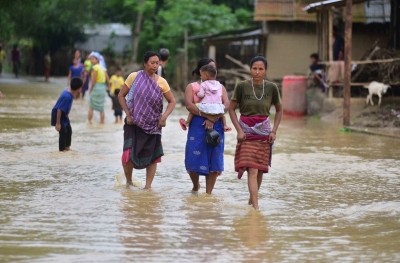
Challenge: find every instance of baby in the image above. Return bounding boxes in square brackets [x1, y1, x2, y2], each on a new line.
[180, 64, 230, 131]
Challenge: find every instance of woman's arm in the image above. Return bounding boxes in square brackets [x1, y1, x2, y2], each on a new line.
[185, 83, 222, 124]
[105, 72, 110, 91]
[118, 84, 133, 125]
[158, 90, 176, 128]
[269, 103, 282, 143]
[67, 70, 71, 85]
[89, 69, 97, 93]
[55, 109, 62, 132]
[228, 100, 245, 141]
[184, 83, 200, 116]
[221, 86, 229, 113]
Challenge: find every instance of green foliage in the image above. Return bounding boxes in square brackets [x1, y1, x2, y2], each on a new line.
[1, 0, 90, 51]
[139, 0, 251, 56]
[0, 0, 254, 63]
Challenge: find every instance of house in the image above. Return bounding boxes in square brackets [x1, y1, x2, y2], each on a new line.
[254, 0, 392, 79]
[75, 23, 132, 55]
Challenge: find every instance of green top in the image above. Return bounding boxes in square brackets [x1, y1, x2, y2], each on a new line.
[231, 79, 281, 116]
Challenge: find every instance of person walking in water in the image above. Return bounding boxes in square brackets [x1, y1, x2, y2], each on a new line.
[44, 51, 51, 82]
[11, 44, 21, 78]
[183, 58, 230, 194]
[0, 44, 6, 77]
[51, 78, 83, 152]
[87, 51, 109, 124]
[179, 64, 231, 132]
[228, 55, 282, 210]
[118, 51, 176, 189]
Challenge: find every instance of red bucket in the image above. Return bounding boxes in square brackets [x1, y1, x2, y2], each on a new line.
[282, 75, 307, 117]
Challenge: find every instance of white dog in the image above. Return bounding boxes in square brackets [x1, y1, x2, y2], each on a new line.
[364, 81, 390, 106]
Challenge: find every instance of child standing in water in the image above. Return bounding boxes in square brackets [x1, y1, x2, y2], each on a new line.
[108, 67, 124, 95]
[180, 64, 231, 131]
[51, 77, 83, 151]
[107, 88, 123, 123]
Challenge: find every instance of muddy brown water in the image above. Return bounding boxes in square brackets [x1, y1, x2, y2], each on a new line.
[1, 79, 399, 262]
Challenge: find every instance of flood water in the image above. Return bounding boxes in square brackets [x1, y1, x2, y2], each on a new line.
[1, 78, 400, 262]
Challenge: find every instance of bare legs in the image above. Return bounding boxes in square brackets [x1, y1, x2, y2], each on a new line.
[144, 163, 157, 189]
[123, 161, 157, 189]
[205, 172, 218, 194]
[248, 169, 263, 210]
[189, 172, 200, 191]
[88, 108, 93, 124]
[87, 107, 105, 124]
[189, 172, 217, 194]
[100, 111, 105, 124]
[123, 161, 134, 186]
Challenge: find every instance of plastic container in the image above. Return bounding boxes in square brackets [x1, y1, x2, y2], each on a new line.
[282, 75, 307, 116]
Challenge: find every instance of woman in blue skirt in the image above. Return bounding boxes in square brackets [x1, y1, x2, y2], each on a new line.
[183, 58, 230, 194]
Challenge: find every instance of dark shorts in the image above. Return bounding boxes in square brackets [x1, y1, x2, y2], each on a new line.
[114, 109, 123, 117]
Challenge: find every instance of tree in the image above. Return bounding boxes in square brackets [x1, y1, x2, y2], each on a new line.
[140, 0, 250, 55]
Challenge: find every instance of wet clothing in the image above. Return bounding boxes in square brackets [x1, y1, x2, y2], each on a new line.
[121, 122, 163, 169]
[231, 80, 281, 116]
[234, 116, 272, 179]
[126, 70, 164, 134]
[122, 70, 168, 168]
[51, 90, 74, 127]
[51, 89, 74, 151]
[89, 83, 107, 112]
[59, 123, 72, 152]
[185, 115, 224, 176]
[89, 63, 107, 112]
[232, 79, 281, 178]
[107, 91, 122, 117]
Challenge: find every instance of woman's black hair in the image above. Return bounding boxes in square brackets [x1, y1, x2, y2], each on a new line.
[192, 58, 215, 76]
[249, 55, 268, 69]
[143, 51, 160, 63]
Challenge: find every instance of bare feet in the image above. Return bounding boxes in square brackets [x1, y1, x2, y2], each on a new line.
[192, 183, 200, 192]
[126, 181, 133, 188]
[179, 118, 187, 130]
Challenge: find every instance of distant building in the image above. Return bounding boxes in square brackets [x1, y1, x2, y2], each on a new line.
[75, 23, 132, 55]
[254, 0, 391, 79]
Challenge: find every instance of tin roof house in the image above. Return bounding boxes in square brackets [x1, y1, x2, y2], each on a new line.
[75, 23, 132, 55]
[254, 0, 392, 79]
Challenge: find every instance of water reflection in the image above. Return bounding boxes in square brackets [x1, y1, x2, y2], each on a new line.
[180, 194, 228, 262]
[232, 211, 279, 262]
[1, 79, 400, 262]
[119, 189, 163, 260]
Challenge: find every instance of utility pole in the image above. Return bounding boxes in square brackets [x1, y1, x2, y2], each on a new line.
[343, 0, 352, 126]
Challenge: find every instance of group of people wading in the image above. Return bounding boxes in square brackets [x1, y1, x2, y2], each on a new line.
[119, 51, 282, 210]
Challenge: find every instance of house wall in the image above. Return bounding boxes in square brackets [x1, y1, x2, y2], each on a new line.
[352, 23, 390, 59]
[264, 22, 390, 80]
[265, 22, 317, 80]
